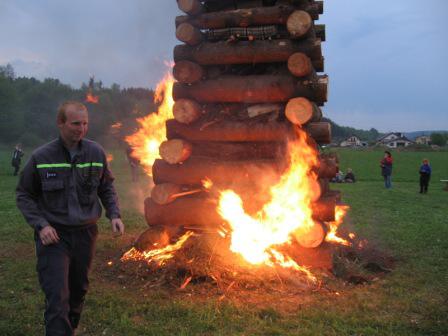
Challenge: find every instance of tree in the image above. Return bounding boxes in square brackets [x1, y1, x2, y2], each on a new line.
[430, 133, 447, 147]
[0, 63, 15, 80]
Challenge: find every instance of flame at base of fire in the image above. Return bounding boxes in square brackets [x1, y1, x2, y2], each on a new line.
[121, 231, 195, 266]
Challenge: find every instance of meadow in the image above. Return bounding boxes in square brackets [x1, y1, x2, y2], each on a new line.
[0, 146, 447, 335]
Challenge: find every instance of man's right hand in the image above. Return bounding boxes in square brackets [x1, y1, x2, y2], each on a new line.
[39, 226, 60, 245]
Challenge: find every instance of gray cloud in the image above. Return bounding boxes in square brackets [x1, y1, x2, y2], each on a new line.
[0, 0, 447, 131]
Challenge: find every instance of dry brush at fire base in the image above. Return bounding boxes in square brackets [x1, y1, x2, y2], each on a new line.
[120, 0, 391, 292]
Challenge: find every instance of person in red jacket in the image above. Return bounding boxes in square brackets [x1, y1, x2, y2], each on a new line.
[380, 151, 393, 189]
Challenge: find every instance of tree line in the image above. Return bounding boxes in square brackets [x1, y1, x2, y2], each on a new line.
[0, 64, 157, 147]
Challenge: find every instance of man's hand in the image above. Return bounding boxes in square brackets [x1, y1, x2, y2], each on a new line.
[39, 226, 60, 245]
[111, 218, 124, 235]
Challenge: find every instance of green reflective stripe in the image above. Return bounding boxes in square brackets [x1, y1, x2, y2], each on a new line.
[76, 162, 104, 168]
[36, 163, 71, 169]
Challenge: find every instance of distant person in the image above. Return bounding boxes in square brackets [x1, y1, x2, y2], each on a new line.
[380, 151, 393, 189]
[419, 159, 432, 194]
[11, 143, 24, 176]
[344, 168, 356, 183]
[126, 146, 139, 182]
[16, 101, 124, 336]
[331, 170, 344, 183]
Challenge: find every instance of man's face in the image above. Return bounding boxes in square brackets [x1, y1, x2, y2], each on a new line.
[58, 105, 88, 146]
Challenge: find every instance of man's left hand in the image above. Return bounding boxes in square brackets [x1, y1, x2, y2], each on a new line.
[111, 218, 124, 235]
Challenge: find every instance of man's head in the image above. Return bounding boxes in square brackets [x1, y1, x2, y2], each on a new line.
[57, 101, 88, 148]
[384, 151, 391, 158]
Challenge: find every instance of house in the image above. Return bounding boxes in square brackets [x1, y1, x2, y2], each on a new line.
[376, 132, 414, 148]
[415, 135, 431, 145]
[340, 135, 362, 147]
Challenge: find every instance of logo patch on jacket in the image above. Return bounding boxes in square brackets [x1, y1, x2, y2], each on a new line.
[46, 172, 57, 179]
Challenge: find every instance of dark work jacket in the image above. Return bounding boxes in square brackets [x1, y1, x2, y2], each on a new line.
[381, 157, 393, 176]
[16, 137, 121, 231]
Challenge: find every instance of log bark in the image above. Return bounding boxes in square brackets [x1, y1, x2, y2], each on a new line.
[311, 194, 337, 222]
[176, 23, 203, 45]
[176, 2, 323, 26]
[173, 60, 205, 84]
[173, 39, 322, 66]
[286, 10, 312, 38]
[173, 99, 202, 124]
[177, 0, 203, 15]
[293, 220, 326, 248]
[159, 139, 193, 164]
[285, 97, 322, 126]
[172, 74, 328, 104]
[191, 140, 286, 160]
[316, 155, 338, 178]
[152, 157, 283, 186]
[166, 119, 294, 142]
[153, 154, 337, 186]
[303, 121, 332, 144]
[151, 183, 203, 205]
[287, 52, 313, 77]
[315, 24, 325, 41]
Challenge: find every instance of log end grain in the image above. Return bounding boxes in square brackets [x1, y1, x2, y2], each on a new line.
[173, 98, 202, 124]
[159, 139, 193, 164]
[286, 10, 312, 38]
[287, 52, 313, 77]
[176, 23, 203, 46]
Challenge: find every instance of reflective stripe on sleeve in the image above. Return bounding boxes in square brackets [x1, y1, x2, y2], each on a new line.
[36, 163, 104, 169]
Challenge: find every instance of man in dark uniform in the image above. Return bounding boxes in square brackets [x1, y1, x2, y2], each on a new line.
[16, 101, 125, 336]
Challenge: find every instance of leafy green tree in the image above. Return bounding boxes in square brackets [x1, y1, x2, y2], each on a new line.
[430, 133, 447, 146]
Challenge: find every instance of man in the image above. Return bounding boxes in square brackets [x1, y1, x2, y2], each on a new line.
[11, 143, 24, 176]
[16, 101, 125, 336]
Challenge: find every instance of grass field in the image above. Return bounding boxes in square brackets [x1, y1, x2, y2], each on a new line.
[0, 146, 447, 335]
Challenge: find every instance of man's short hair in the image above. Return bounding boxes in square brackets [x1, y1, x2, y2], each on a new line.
[57, 101, 87, 123]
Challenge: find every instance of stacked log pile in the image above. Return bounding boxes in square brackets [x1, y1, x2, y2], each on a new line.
[142, 0, 340, 269]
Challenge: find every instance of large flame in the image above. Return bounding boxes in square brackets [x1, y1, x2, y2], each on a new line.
[218, 129, 321, 270]
[125, 70, 175, 175]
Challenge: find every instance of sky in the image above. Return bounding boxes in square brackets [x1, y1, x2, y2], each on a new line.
[0, 0, 447, 132]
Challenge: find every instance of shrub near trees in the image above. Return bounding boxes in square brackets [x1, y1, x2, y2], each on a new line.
[0, 64, 157, 147]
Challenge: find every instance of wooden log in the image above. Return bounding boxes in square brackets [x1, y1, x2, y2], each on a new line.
[176, 23, 203, 45]
[152, 157, 283, 186]
[144, 194, 334, 232]
[286, 10, 312, 38]
[316, 155, 338, 178]
[287, 52, 313, 77]
[286, 241, 334, 270]
[303, 122, 332, 144]
[144, 196, 220, 228]
[285, 97, 322, 126]
[191, 141, 286, 161]
[293, 220, 326, 248]
[172, 74, 328, 104]
[173, 99, 202, 124]
[173, 60, 204, 84]
[159, 139, 192, 164]
[173, 39, 323, 66]
[134, 226, 173, 251]
[166, 119, 294, 142]
[315, 24, 325, 41]
[153, 154, 336, 186]
[177, 0, 203, 15]
[311, 194, 336, 222]
[151, 183, 203, 205]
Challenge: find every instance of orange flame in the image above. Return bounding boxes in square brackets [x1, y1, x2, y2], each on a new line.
[125, 70, 175, 175]
[121, 231, 194, 266]
[106, 154, 113, 163]
[85, 92, 99, 104]
[202, 178, 213, 190]
[218, 129, 321, 274]
[325, 205, 351, 246]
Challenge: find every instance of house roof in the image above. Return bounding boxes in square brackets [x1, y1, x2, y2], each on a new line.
[377, 132, 403, 142]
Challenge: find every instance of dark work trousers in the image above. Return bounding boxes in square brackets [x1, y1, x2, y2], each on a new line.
[420, 174, 430, 193]
[34, 225, 98, 336]
[12, 162, 20, 176]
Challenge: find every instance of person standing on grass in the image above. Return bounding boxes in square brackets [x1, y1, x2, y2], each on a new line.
[16, 101, 125, 336]
[380, 151, 393, 189]
[419, 159, 432, 194]
[11, 143, 24, 176]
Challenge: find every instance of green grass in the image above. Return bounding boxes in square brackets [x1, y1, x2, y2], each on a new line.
[0, 147, 447, 335]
